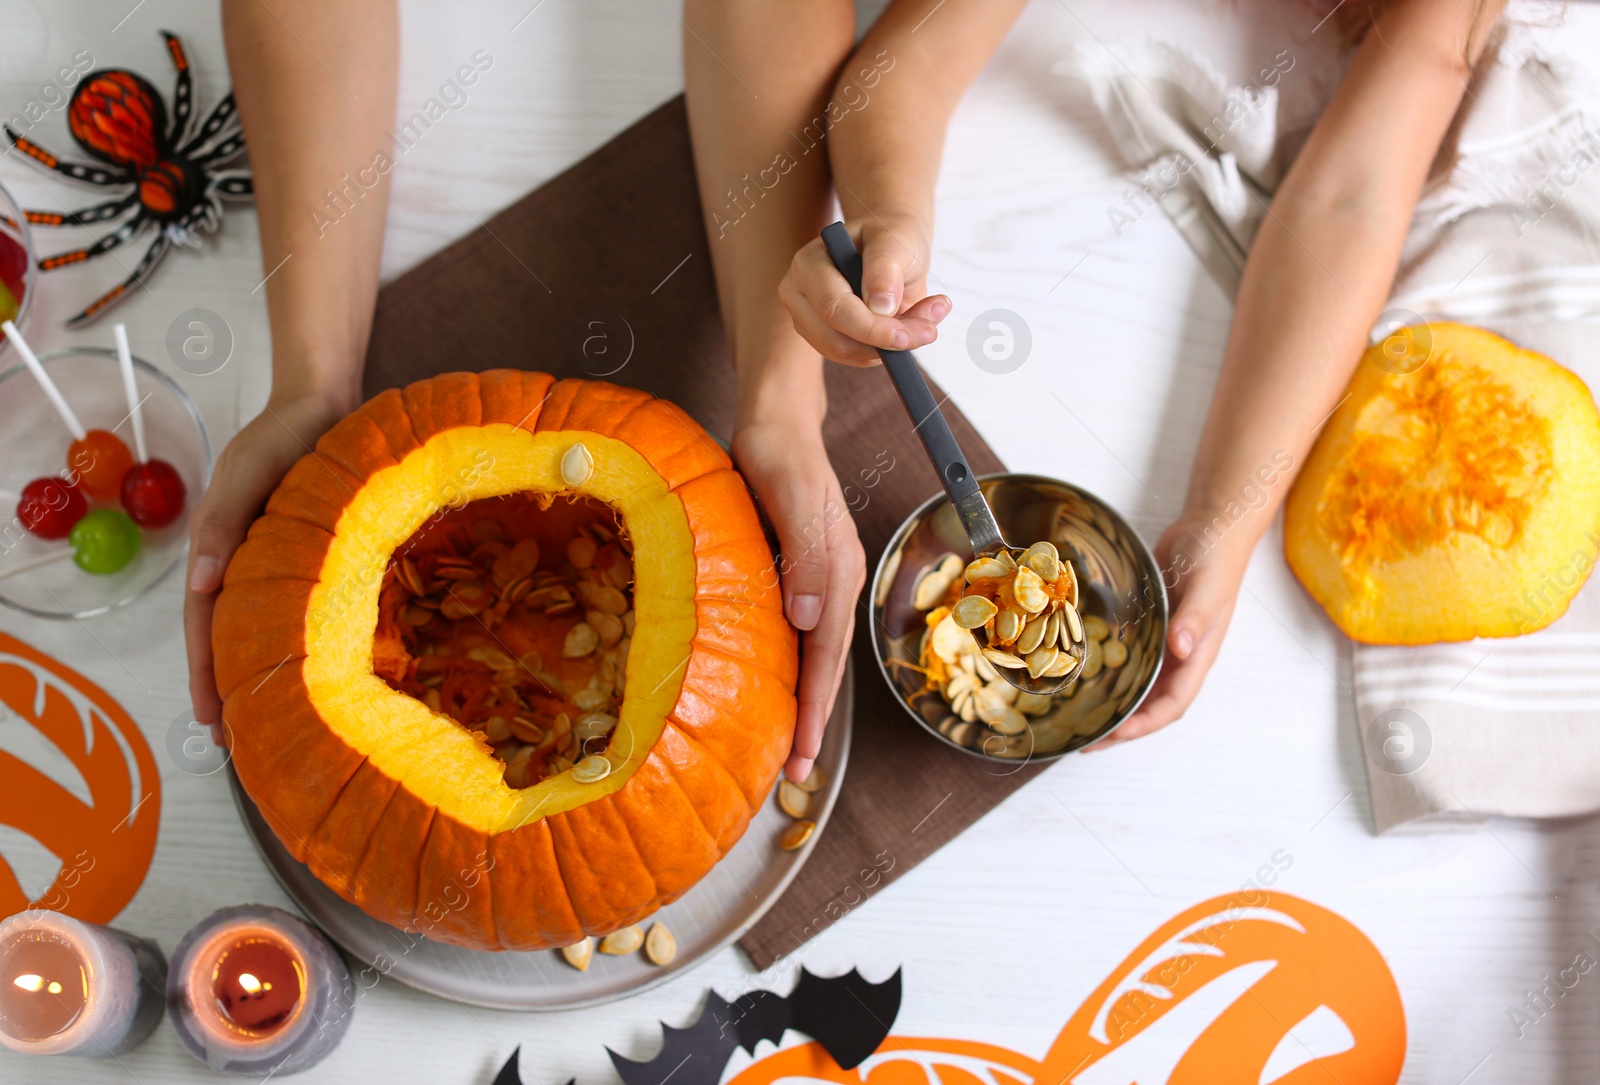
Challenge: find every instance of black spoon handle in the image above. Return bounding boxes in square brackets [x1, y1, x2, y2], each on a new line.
[819, 222, 1003, 554]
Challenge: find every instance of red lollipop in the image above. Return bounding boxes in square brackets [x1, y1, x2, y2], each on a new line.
[120, 459, 187, 528]
[16, 476, 87, 539]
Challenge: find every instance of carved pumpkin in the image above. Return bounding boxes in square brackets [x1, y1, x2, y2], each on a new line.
[212, 372, 797, 951]
[1285, 323, 1600, 644]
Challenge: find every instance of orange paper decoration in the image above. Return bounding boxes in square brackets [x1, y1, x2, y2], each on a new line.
[731, 891, 1405, 1085]
[0, 631, 161, 923]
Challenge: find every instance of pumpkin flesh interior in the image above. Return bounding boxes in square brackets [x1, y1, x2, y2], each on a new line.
[373, 491, 636, 790]
[302, 425, 697, 834]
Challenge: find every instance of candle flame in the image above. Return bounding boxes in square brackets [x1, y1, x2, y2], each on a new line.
[11, 973, 43, 993]
[47, 981, 62, 994]
[238, 972, 262, 995]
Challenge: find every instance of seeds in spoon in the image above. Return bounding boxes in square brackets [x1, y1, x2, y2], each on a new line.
[1025, 644, 1059, 679]
[1013, 567, 1050, 613]
[994, 607, 1024, 643]
[951, 595, 998, 629]
[983, 647, 1026, 669]
[1021, 541, 1061, 583]
[965, 556, 1010, 582]
[1016, 612, 1048, 655]
[1062, 603, 1084, 645]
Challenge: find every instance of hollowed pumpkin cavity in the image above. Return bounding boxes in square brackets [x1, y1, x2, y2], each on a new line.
[374, 492, 635, 791]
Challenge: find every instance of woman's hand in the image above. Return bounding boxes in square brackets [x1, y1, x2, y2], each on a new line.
[184, 393, 350, 729]
[1085, 514, 1250, 750]
[779, 215, 951, 366]
[733, 417, 866, 782]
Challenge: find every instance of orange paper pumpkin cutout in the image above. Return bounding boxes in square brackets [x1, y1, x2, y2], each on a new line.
[730, 892, 1404, 1085]
[0, 631, 160, 922]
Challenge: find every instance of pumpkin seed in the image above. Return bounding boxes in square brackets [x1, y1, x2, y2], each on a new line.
[645, 922, 676, 966]
[796, 764, 827, 793]
[993, 607, 1024, 644]
[1016, 612, 1048, 655]
[568, 536, 597, 569]
[572, 754, 612, 783]
[931, 617, 970, 663]
[467, 645, 516, 671]
[503, 749, 536, 788]
[948, 721, 978, 746]
[599, 925, 643, 955]
[404, 605, 435, 626]
[1103, 639, 1128, 668]
[589, 610, 624, 646]
[1025, 644, 1059, 679]
[437, 565, 478, 582]
[1021, 541, 1061, 583]
[777, 779, 811, 818]
[574, 712, 616, 741]
[572, 686, 611, 712]
[1013, 567, 1049, 613]
[397, 557, 426, 596]
[1063, 558, 1079, 606]
[995, 550, 1018, 573]
[1041, 651, 1078, 678]
[1083, 614, 1110, 641]
[964, 556, 1010, 583]
[561, 442, 595, 487]
[423, 688, 442, 713]
[781, 820, 815, 850]
[507, 716, 542, 744]
[590, 585, 629, 616]
[1080, 638, 1104, 679]
[913, 554, 963, 610]
[974, 685, 1011, 725]
[958, 693, 979, 723]
[561, 937, 595, 971]
[563, 622, 599, 658]
[1062, 602, 1084, 645]
[509, 538, 541, 577]
[991, 707, 1028, 735]
[951, 595, 998, 629]
[549, 712, 573, 739]
[983, 647, 1026, 669]
[1015, 691, 1055, 716]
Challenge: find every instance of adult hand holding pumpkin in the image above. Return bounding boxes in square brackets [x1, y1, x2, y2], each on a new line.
[185, 392, 352, 728]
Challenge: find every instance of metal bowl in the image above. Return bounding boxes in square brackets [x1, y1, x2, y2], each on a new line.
[870, 474, 1167, 762]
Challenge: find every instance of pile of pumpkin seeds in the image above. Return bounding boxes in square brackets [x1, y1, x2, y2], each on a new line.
[774, 765, 825, 851]
[908, 544, 1129, 756]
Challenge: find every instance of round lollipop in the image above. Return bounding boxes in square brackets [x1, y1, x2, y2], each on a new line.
[2, 320, 136, 501]
[68, 508, 141, 575]
[16, 476, 87, 539]
[113, 323, 186, 528]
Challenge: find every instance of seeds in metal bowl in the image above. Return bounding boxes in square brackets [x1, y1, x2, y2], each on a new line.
[913, 553, 964, 610]
[1103, 639, 1129, 668]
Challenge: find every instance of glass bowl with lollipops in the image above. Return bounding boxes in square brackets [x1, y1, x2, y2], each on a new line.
[0, 322, 211, 618]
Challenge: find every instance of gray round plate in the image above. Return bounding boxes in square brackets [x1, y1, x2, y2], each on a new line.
[229, 660, 851, 1011]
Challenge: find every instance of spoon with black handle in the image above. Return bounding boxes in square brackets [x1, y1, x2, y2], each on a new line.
[818, 222, 1083, 695]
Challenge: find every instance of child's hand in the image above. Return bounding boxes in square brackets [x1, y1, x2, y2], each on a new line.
[1085, 515, 1250, 750]
[779, 215, 952, 365]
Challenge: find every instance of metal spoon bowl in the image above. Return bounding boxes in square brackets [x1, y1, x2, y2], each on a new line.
[871, 474, 1168, 762]
[820, 222, 1079, 695]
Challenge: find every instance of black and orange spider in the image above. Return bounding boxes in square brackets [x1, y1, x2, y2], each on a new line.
[5, 31, 252, 326]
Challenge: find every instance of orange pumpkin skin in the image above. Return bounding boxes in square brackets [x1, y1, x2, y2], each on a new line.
[213, 372, 798, 950]
[1285, 323, 1600, 644]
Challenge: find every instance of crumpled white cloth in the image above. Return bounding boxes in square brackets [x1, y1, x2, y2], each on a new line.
[1065, 0, 1600, 833]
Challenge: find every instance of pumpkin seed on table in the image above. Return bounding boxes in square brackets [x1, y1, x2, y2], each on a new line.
[561, 937, 595, 971]
[599, 925, 644, 955]
[645, 922, 676, 966]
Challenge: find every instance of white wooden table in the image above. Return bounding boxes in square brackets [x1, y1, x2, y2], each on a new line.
[1, 1, 1596, 1082]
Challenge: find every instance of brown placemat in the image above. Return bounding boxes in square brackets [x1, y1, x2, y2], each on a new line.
[363, 96, 1047, 971]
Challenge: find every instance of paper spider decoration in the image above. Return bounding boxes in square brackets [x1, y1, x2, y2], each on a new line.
[5, 30, 252, 326]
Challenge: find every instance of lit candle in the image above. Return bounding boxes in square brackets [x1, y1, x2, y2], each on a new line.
[0, 911, 166, 1057]
[168, 905, 353, 1074]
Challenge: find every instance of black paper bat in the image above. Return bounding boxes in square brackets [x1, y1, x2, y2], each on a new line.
[491, 968, 902, 1085]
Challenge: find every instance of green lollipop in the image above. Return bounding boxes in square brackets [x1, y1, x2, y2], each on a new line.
[69, 508, 141, 574]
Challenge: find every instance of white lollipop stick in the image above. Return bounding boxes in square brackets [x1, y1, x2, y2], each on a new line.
[3, 320, 86, 441]
[113, 323, 147, 462]
[0, 547, 74, 582]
